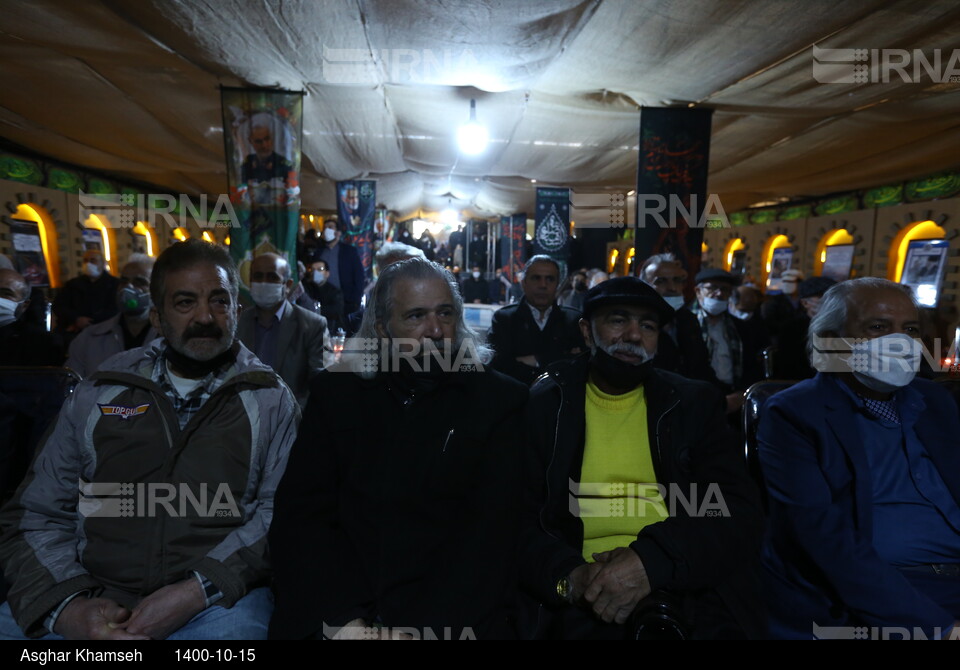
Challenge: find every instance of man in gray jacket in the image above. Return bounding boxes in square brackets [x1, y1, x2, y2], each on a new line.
[0, 239, 299, 641]
[237, 252, 329, 408]
[66, 253, 158, 378]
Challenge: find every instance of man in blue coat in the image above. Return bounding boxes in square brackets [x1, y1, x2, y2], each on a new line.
[316, 217, 366, 316]
[759, 277, 960, 639]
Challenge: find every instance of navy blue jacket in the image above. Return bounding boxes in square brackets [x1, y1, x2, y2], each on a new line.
[758, 373, 960, 638]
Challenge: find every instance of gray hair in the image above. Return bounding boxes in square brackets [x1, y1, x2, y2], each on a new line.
[521, 254, 566, 286]
[124, 253, 155, 273]
[249, 112, 274, 133]
[375, 241, 425, 270]
[638, 252, 680, 283]
[353, 257, 492, 377]
[807, 277, 920, 358]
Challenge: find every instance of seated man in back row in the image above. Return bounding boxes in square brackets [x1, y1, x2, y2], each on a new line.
[520, 276, 764, 639]
[759, 277, 960, 639]
[0, 239, 298, 640]
[488, 255, 584, 386]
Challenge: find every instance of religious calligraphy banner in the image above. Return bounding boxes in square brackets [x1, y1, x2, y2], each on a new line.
[500, 213, 527, 280]
[633, 108, 713, 289]
[336, 180, 377, 281]
[534, 188, 570, 265]
[221, 87, 303, 290]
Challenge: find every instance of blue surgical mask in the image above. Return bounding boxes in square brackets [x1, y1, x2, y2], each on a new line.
[662, 295, 686, 311]
[0, 296, 23, 327]
[701, 297, 728, 316]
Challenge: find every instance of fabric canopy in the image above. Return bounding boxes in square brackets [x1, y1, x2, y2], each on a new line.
[1, 0, 959, 220]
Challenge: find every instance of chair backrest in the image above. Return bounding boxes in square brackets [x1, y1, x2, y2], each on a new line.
[0, 366, 82, 504]
[742, 379, 798, 500]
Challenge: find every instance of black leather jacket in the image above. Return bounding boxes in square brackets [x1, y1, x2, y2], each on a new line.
[518, 354, 766, 638]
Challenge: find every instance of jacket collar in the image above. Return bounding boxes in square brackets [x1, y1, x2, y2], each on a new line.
[542, 352, 678, 418]
[92, 338, 279, 391]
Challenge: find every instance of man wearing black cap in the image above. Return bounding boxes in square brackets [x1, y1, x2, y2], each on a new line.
[519, 276, 764, 639]
[693, 268, 769, 412]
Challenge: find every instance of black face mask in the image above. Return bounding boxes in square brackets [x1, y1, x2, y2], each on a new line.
[590, 346, 652, 391]
[164, 342, 237, 379]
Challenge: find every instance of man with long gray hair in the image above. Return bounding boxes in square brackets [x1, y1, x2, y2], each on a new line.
[269, 257, 528, 639]
[759, 277, 960, 639]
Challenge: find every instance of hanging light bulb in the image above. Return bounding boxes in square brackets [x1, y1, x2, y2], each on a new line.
[441, 199, 459, 224]
[457, 99, 488, 155]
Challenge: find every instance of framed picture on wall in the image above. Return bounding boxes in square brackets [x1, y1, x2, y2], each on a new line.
[900, 239, 949, 307]
[766, 247, 793, 293]
[821, 244, 855, 282]
[81, 228, 104, 254]
[8, 219, 50, 288]
[730, 249, 746, 277]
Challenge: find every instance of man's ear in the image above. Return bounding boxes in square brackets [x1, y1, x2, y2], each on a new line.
[579, 317, 593, 348]
[148, 305, 161, 332]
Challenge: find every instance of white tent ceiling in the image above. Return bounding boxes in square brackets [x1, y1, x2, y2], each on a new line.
[1, 0, 959, 221]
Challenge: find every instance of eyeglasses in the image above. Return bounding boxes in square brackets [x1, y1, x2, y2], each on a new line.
[699, 283, 732, 298]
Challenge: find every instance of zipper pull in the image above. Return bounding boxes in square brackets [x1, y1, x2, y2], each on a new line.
[442, 428, 455, 453]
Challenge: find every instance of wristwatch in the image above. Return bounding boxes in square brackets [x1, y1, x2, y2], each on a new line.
[556, 575, 574, 604]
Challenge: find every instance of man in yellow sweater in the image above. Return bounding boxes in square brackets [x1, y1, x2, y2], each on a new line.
[519, 276, 764, 639]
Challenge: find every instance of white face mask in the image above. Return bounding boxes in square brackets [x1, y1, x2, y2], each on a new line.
[662, 295, 685, 311]
[250, 282, 285, 309]
[312, 270, 327, 285]
[847, 333, 922, 393]
[0, 296, 23, 328]
[85, 262, 102, 279]
[701, 296, 728, 316]
[472, 271, 481, 280]
[323, 228, 337, 243]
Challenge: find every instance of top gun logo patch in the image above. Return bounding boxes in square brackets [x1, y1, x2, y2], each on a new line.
[98, 403, 150, 420]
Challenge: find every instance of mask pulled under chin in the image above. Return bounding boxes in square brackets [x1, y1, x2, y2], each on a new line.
[590, 346, 653, 391]
[0, 296, 22, 328]
[164, 342, 237, 379]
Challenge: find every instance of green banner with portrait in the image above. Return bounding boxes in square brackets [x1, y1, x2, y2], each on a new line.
[221, 87, 304, 291]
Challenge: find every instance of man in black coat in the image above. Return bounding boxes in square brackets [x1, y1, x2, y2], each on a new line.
[487, 255, 585, 385]
[692, 268, 770, 414]
[52, 249, 118, 338]
[269, 257, 528, 640]
[639, 253, 722, 391]
[518, 276, 764, 639]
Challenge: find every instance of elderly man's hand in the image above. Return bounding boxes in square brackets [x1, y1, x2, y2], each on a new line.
[123, 579, 206, 640]
[567, 562, 603, 604]
[54, 597, 150, 640]
[515, 355, 538, 367]
[583, 547, 651, 624]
